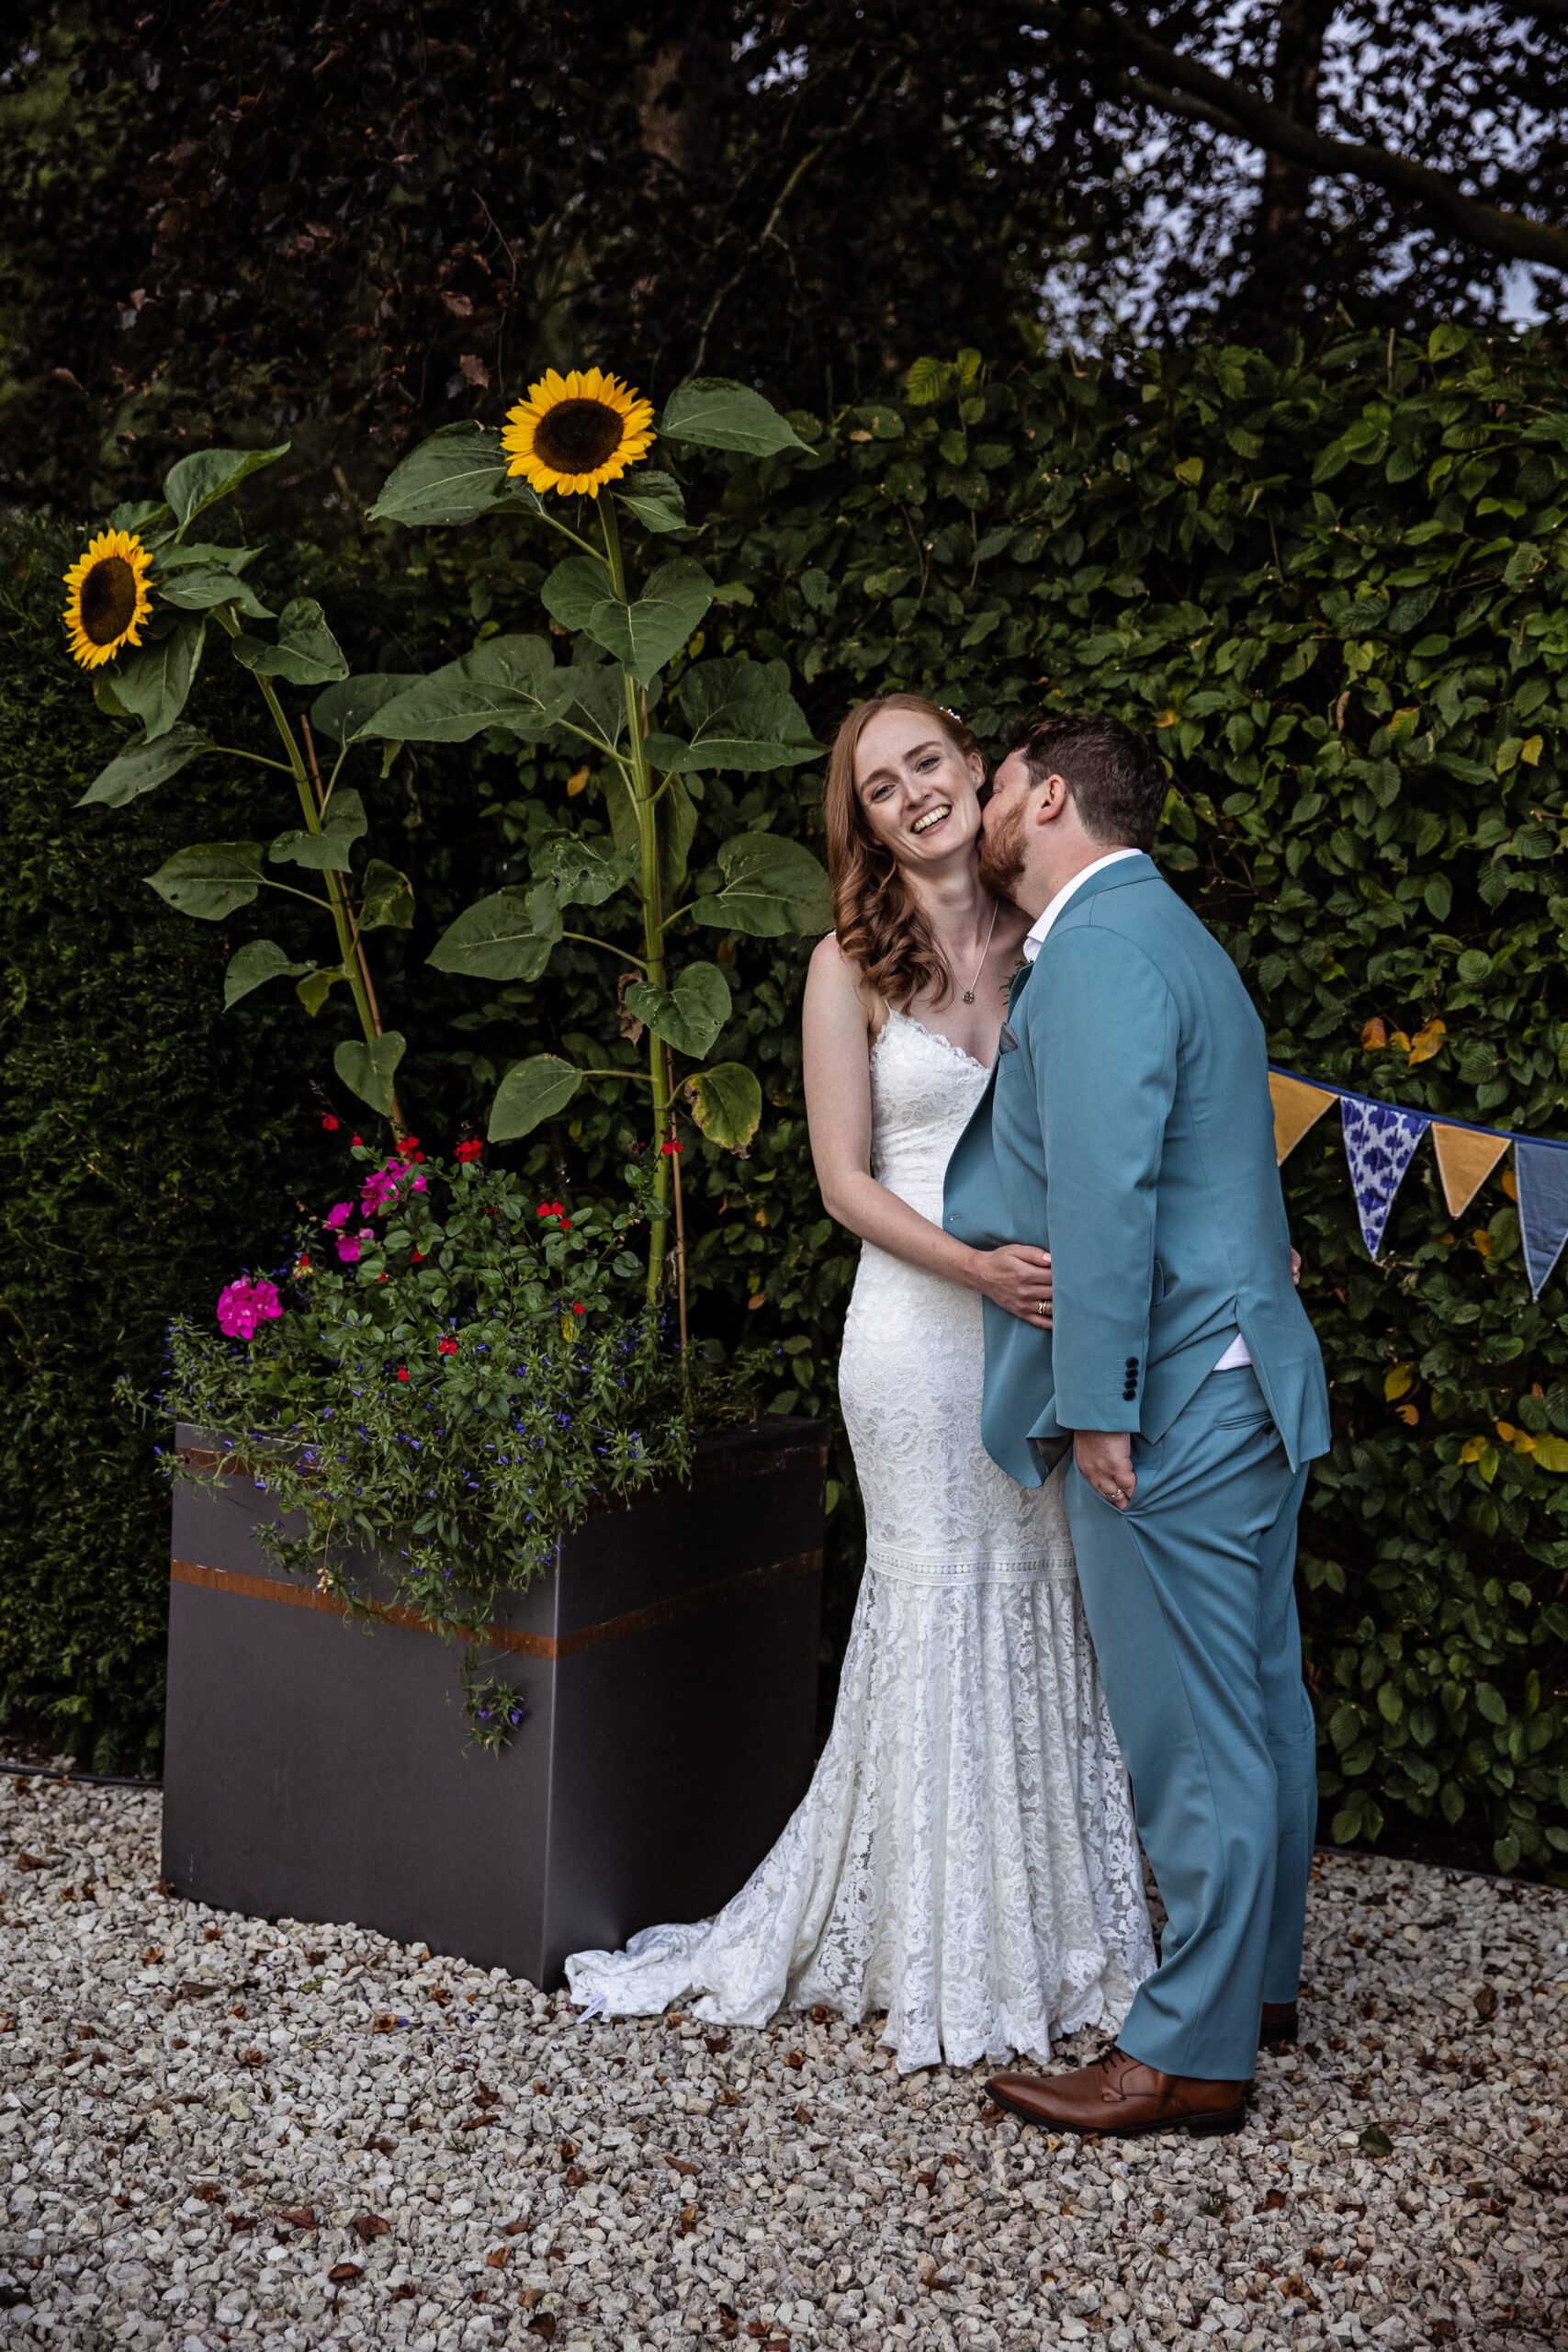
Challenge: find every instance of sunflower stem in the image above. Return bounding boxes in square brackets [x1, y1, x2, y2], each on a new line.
[214, 608, 403, 1134]
[600, 494, 674, 1316]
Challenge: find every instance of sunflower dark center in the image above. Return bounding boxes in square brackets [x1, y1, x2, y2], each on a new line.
[80, 556, 138, 644]
[534, 398, 626, 473]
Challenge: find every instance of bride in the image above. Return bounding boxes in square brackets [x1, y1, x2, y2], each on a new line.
[566, 692, 1154, 2071]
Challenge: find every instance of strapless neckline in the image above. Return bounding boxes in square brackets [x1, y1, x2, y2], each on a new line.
[874, 1005, 994, 1078]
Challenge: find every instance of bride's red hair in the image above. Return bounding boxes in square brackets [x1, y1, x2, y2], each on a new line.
[823, 692, 983, 1010]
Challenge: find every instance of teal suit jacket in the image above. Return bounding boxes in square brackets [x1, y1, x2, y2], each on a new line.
[943, 854, 1331, 1480]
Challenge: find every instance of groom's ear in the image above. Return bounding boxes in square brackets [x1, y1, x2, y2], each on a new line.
[1032, 771, 1071, 825]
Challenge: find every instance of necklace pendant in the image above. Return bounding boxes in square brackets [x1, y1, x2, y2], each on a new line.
[962, 989, 975, 1003]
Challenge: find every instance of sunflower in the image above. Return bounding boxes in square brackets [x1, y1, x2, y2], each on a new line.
[501, 367, 656, 498]
[62, 528, 155, 669]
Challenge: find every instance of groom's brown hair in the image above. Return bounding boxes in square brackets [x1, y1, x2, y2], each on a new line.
[1010, 712, 1168, 850]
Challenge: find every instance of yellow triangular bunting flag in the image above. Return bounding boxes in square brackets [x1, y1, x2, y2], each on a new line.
[1269, 1071, 1336, 1166]
[1431, 1123, 1510, 1220]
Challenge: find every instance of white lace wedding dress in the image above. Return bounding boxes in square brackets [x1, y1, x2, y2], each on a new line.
[565, 1008, 1155, 2072]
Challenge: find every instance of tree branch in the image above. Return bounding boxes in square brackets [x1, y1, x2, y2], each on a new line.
[1071, 5, 1568, 273]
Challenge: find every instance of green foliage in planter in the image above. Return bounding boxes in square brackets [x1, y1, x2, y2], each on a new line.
[146, 1138, 759, 1750]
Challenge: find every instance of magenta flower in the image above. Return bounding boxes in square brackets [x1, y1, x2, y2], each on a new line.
[216, 1277, 283, 1340]
[324, 1202, 354, 1230]
[335, 1234, 362, 1264]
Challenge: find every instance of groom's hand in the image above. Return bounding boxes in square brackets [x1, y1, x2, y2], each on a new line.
[1075, 1430, 1135, 1510]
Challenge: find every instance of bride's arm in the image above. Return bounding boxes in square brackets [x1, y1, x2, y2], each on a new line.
[802, 937, 1052, 1326]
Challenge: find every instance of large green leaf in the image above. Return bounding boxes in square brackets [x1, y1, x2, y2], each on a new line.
[362, 636, 564, 743]
[623, 961, 731, 1059]
[690, 831, 832, 937]
[269, 786, 367, 872]
[164, 444, 289, 530]
[489, 1055, 582, 1142]
[542, 555, 714, 684]
[155, 565, 274, 619]
[558, 656, 631, 753]
[223, 939, 313, 1008]
[310, 673, 422, 744]
[533, 833, 637, 909]
[660, 379, 807, 457]
[428, 883, 562, 981]
[231, 597, 349, 686]
[368, 423, 544, 526]
[144, 841, 264, 921]
[682, 1060, 762, 1149]
[109, 616, 207, 742]
[107, 498, 173, 536]
[76, 722, 209, 809]
[615, 469, 687, 533]
[334, 1031, 406, 1117]
[358, 859, 415, 931]
[154, 541, 262, 573]
[646, 658, 819, 774]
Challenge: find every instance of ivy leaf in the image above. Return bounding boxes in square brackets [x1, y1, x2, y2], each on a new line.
[690, 831, 832, 937]
[682, 1060, 762, 1150]
[108, 616, 207, 741]
[533, 834, 637, 909]
[334, 1032, 406, 1117]
[223, 939, 313, 1008]
[269, 787, 368, 871]
[542, 555, 715, 684]
[358, 859, 415, 931]
[362, 637, 564, 742]
[488, 1055, 582, 1142]
[428, 884, 562, 981]
[231, 597, 349, 686]
[367, 422, 544, 526]
[660, 379, 807, 456]
[163, 443, 289, 529]
[77, 722, 209, 808]
[623, 962, 732, 1059]
[144, 841, 264, 921]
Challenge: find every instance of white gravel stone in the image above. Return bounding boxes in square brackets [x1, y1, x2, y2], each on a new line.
[0, 1774, 1564, 2349]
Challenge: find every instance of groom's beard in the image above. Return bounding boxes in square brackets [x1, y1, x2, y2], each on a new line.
[977, 798, 1026, 899]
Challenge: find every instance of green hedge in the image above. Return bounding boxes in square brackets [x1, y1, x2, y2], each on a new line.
[5, 324, 1565, 1881]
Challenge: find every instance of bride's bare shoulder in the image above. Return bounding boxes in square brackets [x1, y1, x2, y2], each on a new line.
[805, 933, 880, 1037]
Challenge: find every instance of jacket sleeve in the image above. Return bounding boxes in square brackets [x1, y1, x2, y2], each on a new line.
[1032, 923, 1177, 1433]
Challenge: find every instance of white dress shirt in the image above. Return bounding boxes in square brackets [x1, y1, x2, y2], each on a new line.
[1021, 845, 1251, 1374]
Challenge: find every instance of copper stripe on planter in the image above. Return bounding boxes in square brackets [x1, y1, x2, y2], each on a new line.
[169, 1550, 822, 1661]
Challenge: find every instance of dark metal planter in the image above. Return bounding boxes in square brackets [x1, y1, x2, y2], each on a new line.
[162, 1418, 826, 1988]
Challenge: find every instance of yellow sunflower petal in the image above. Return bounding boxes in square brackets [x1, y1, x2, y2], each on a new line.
[62, 527, 155, 670]
[502, 366, 658, 498]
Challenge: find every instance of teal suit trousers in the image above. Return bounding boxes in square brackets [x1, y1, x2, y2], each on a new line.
[1063, 1360, 1315, 2083]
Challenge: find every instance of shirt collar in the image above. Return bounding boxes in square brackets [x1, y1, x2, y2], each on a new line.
[1021, 848, 1144, 962]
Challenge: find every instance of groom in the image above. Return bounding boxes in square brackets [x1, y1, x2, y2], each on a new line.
[944, 712, 1331, 2139]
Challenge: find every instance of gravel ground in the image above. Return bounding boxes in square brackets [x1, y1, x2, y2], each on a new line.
[2, 1773, 1564, 2352]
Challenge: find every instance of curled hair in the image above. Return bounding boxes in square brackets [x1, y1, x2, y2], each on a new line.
[824, 693, 981, 1010]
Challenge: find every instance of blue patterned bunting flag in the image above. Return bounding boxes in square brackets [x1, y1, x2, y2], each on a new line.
[1340, 1096, 1431, 1259]
[1514, 1137, 1568, 1299]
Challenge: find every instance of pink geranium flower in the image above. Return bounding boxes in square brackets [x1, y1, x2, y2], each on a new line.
[324, 1202, 354, 1230]
[216, 1277, 283, 1340]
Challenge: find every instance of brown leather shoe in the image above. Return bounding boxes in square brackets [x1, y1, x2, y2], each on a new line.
[1260, 2000, 1299, 2047]
[988, 2045, 1249, 2139]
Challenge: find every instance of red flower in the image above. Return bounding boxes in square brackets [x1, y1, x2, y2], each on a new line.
[396, 1366, 410, 1382]
[437, 1337, 457, 1356]
[660, 1139, 682, 1156]
[321, 1114, 339, 1132]
[537, 1200, 565, 1220]
[378, 1272, 389, 1284]
[296, 1252, 311, 1273]
[454, 1138, 484, 1162]
[351, 1134, 364, 1148]
[411, 1249, 426, 1264]
[560, 1216, 572, 1230]
[570, 1301, 584, 1315]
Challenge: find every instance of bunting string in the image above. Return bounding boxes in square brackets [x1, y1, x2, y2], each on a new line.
[1268, 1065, 1568, 1299]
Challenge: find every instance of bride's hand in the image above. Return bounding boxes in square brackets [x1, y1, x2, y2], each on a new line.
[978, 1244, 1054, 1327]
